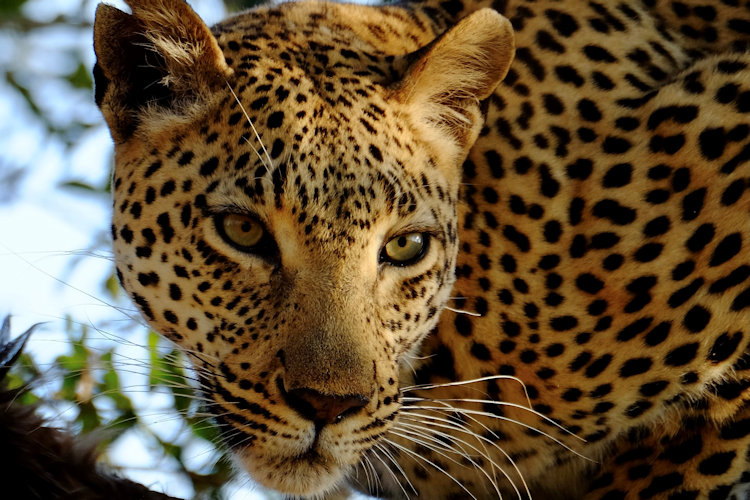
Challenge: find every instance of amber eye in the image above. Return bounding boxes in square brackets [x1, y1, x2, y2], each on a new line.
[217, 213, 265, 250]
[382, 233, 428, 265]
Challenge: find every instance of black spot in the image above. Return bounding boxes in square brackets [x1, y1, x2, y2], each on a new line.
[163, 310, 178, 324]
[716, 83, 739, 104]
[539, 164, 560, 197]
[646, 189, 670, 204]
[683, 305, 710, 333]
[645, 321, 671, 347]
[624, 400, 651, 418]
[576, 273, 603, 294]
[685, 223, 715, 252]
[545, 8, 579, 36]
[602, 163, 632, 188]
[731, 287, 750, 311]
[543, 93, 564, 114]
[593, 199, 636, 225]
[555, 65, 584, 86]
[617, 317, 653, 342]
[177, 152, 194, 166]
[649, 134, 686, 155]
[545, 343, 565, 357]
[550, 315, 578, 331]
[647, 105, 698, 130]
[568, 197, 584, 225]
[566, 158, 593, 180]
[585, 354, 612, 378]
[643, 216, 669, 237]
[668, 278, 704, 308]
[520, 350, 537, 363]
[709, 265, 750, 294]
[698, 451, 735, 476]
[562, 388, 582, 401]
[640, 380, 668, 397]
[671, 167, 691, 192]
[503, 225, 530, 252]
[470, 342, 492, 361]
[720, 417, 750, 440]
[634, 243, 663, 262]
[602, 136, 631, 154]
[499, 340, 516, 353]
[228, 111, 243, 125]
[577, 99, 601, 121]
[454, 315, 473, 336]
[721, 179, 746, 206]
[660, 435, 702, 464]
[619, 357, 652, 377]
[602, 254, 623, 271]
[369, 144, 383, 162]
[514, 47, 545, 81]
[144, 160, 162, 177]
[681, 188, 706, 221]
[592, 401, 614, 413]
[664, 343, 699, 366]
[709, 331, 743, 364]
[485, 150, 505, 178]
[543, 220, 562, 243]
[710, 233, 742, 267]
[156, 213, 175, 243]
[699, 128, 726, 160]
[270, 138, 285, 159]
[199, 157, 219, 177]
[584, 45, 616, 62]
[267, 111, 284, 128]
[591, 232, 620, 249]
[592, 71, 614, 89]
[637, 473, 684, 498]
[648, 164, 672, 180]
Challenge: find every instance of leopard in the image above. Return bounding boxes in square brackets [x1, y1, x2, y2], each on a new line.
[92, 0, 750, 498]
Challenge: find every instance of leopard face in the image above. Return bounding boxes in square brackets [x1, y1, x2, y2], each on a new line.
[94, 0, 750, 498]
[95, 0, 512, 494]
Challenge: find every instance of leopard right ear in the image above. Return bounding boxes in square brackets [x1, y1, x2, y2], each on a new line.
[93, 0, 233, 143]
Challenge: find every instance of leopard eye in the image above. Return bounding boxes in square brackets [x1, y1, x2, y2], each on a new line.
[217, 213, 265, 250]
[382, 233, 428, 266]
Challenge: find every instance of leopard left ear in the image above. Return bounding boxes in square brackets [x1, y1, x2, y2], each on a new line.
[391, 9, 514, 164]
[93, 0, 233, 143]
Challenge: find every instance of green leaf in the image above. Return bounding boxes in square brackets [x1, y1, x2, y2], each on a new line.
[0, 0, 27, 17]
[66, 61, 93, 90]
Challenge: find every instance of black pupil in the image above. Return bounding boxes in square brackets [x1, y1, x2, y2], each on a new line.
[398, 236, 408, 247]
[241, 221, 252, 233]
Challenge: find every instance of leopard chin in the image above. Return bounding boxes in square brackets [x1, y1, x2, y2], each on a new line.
[232, 427, 358, 496]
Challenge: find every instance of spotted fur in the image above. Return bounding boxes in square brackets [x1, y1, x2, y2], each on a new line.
[94, 0, 750, 498]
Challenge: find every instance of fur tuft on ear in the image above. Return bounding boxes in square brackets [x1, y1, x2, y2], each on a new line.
[391, 9, 515, 164]
[93, 0, 232, 143]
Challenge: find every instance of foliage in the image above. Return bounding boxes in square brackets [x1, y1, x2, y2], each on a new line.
[1, 0, 270, 498]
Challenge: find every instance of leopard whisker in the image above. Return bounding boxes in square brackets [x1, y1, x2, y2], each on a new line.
[401, 373, 533, 408]
[443, 306, 482, 317]
[404, 396, 585, 442]
[396, 415, 528, 499]
[383, 437, 480, 500]
[225, 79, 274, 174]
[402, 402, 593, 462]
[371, 441, 418, 497]
[390, 423, 509, 498]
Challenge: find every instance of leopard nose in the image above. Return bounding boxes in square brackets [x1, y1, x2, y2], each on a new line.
[281, 382, 369, 427]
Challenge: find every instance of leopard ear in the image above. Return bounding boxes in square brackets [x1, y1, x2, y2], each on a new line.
[391, 9, 514, 164]
[93, 0, 233, 143]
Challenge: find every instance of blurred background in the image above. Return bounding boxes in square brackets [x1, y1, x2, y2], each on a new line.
[0, 1, 284, 498]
